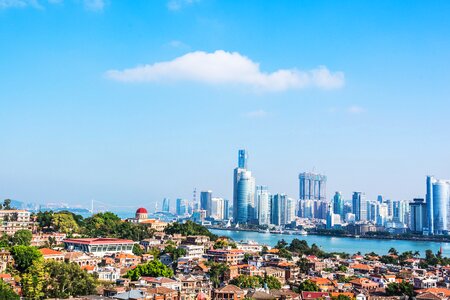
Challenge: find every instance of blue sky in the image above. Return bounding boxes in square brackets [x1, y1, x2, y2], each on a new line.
[1, 0, 450, 210]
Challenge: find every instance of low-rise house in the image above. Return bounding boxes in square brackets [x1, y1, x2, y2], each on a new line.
[301, 291, 329, 300]
[212, 285, 244, 300]
[206, 249, 244, 265]
[96, 266, 121, 282]
[180, 245, 204, 259]
[261, 266, 286, 284]
[31, 233, 67, 247]
[114, 252, 141, 267]
[39, 248, 65, 261]
[160, 253, 174, 266]
[142, 277, 181, 291]
[310, 277, 335, 292]
[349, 278, 379, 290]
[0, 249, 13, 272]
[415, 277, 439, 289]
[65, 251, 100, 266]
[147, 286, 179, 300]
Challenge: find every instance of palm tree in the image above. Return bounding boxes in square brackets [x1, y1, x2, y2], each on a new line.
[388, 247, 398, 256]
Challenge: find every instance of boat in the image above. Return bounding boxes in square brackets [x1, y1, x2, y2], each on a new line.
[300, 229, 308, 235]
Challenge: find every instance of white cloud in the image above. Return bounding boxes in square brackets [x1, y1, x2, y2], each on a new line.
[347, 105, 366, 114]
[167, 0, 198, 11]
[0, 0, 40, 9]
[83, 0, 104, 11]
[244, 109, 268, 118]
[106, 50, 345, 92]
[167, 40, 190, 50]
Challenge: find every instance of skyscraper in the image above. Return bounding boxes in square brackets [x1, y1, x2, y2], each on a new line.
[200, 190, 212, 217]
[270, 194, 282, 226]
[176, 198, 188, 216]
[352, 192, 367, 221]
[298, 172, 327, 201]
[333, 192, 344, 218]
[238, 149, 248, 169]
[409, 198, 427, 233]
[210, 197, 225, 220]
[223, 199, 229, 220]
[256, 186, 271, 226]
[426, 176, 450, 235]
[162, 198, 170, 212]
[233, 149, 256, 223]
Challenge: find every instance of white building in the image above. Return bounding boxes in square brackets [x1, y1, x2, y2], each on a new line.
[211, 197, 225, 220]
[256, 186, 271, 225]
[179, 244, 204, 259]
[63, 238, 135, 257]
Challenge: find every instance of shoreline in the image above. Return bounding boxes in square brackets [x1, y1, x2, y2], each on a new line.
[209, 227, 450, 244]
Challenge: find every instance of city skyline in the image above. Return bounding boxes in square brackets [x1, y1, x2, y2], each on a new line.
[1, 1, 450, 207]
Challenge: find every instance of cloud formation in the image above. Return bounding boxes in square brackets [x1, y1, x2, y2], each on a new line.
[167, 0, 198, 11]
[244, 110, 268, 118]
[106, 50, 345, 92]
[347, 105, 366, 114]
[0, 0, 105, 10]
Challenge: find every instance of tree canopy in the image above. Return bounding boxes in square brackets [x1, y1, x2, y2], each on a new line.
[164, 221, 218, 241]
[125, 259, 174, 281]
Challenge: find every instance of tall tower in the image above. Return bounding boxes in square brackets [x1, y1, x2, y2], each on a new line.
[233, 149, 255, 223]
[352, 192, 367, 221]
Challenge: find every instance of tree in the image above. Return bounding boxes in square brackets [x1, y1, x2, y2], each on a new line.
[299, 279, 319, 292]
[297, 258, 310, 274]
[388, 247, 398, 256]
[337, 265, 348, 272]
[207, 262, 229, 288]
[125, 259, 174, 281]
[3, 199, 12, 210]
[275, 239, 288, 249]
[230, 275, 261, 288]
[12, 229, 32, 246]
[11, 245, 43, 272]
[386, 281, 414, 297]
[277, 248, 293, 260]
[164, 221, 218, 241]
[36, 211, 54, 232]
[264, 275, 281, 289]
[21, 261, 45, 300]
[0, 280, 19, 300]
[332, 295, 352, 300]
[0, 234, 10, 248]
[53, 212, 79, 234]
[42, 260, 98, 298]
[133, 244, 144, 256]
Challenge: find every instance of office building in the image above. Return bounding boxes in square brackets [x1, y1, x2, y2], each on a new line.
[162, 198, 170, 212]
[409, 198, 427, 233]
[200, 190, 212, 217]
[352, 192, 367, 221]
[233, 150, 256, 223]
[256, 186, 271, 226]
[426, 176, 450, 235]
[210, 197, 225, 220]
[333, 192, 344, 218]
[176, 198, 188, 216]
[223, 199, 229, 220]
[299, 172, 327, 201]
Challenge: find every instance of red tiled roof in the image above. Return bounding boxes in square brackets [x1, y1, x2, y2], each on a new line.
[63, 238, 134, 245]
[39, 248, 63, 256]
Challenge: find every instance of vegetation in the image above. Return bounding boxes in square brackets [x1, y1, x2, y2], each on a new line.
[207, 262, 229, 288]
[0, 280, 19, 300]
[299, 279, 319, 291]
[386, 281, 414, 297]
[11, 245, 43, 272]
[11, 229, 32, 246]
[164, 220, 218, 241]
[125, 259, 174, 281]
[229, 274, 281, 290]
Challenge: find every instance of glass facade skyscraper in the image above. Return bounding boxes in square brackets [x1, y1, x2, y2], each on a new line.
[409, 198, 427, 233]
[333, 192, 344, 218]
[426, 176, 450, 235]
[233, 150, 255, 224]
[352, 192, 367, 221]
[200, 190, 212, 217]
[162, 198, 170, 212]
[298, 172, 327, 201]
[256, 185, 271, 225]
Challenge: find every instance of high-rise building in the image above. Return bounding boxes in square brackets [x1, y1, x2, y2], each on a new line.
[238, 149, 248, 169]
[176, 198, 188, 216]
[377, 195, 383, 204]
[367, 201, 377, 223]
[233, 150, 256, 223]
[210, 197, 225, 220]
[377, 203, 388, 226]
[256, 186, 271, 226]
[270, 194, 282, 226]
[223, 199, 229, 220]
[352, 192, 367, 221]
[200, 190, 212, 217]
[426, 176, 450, 235]
[409, 198, 427, 233]
[285, 197, 296, 225]
[298, 172, 327, 201]
[333, 192, 344, 218]
[162, 198, 170, 212]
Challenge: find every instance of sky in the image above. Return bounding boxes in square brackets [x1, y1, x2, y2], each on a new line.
[1, 0, 450, 210]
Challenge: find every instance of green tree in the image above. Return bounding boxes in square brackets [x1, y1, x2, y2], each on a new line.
[299, 279, 319, 292]
[264, 275, 282, 289]
[332, 295, 352, 300]
[36, 211, 54, 232]
[11, 245, 43, 272]
[207, 262, 229, 288]
[337, 265, 348, 272]
[297, 257, 310, 273]
[0, 233, 10, 248]
[0, 280, 19, 300]
[3, 199, 12, 210]
[386, 281, 414, 297]
[11, 229, 32, 246]
[53, 212, 79, 234]
[388, 247, 398, 256]
[42, 260, 98, 298]
[125, 259, 174, 281]
[230, 275, 262, 288]
[21, 261, 45, 300]
[164, 221, 218, 241]
[133, 244, 144, 256]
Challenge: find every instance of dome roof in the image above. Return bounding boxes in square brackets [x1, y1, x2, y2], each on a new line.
[136, 207, 148, 214]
